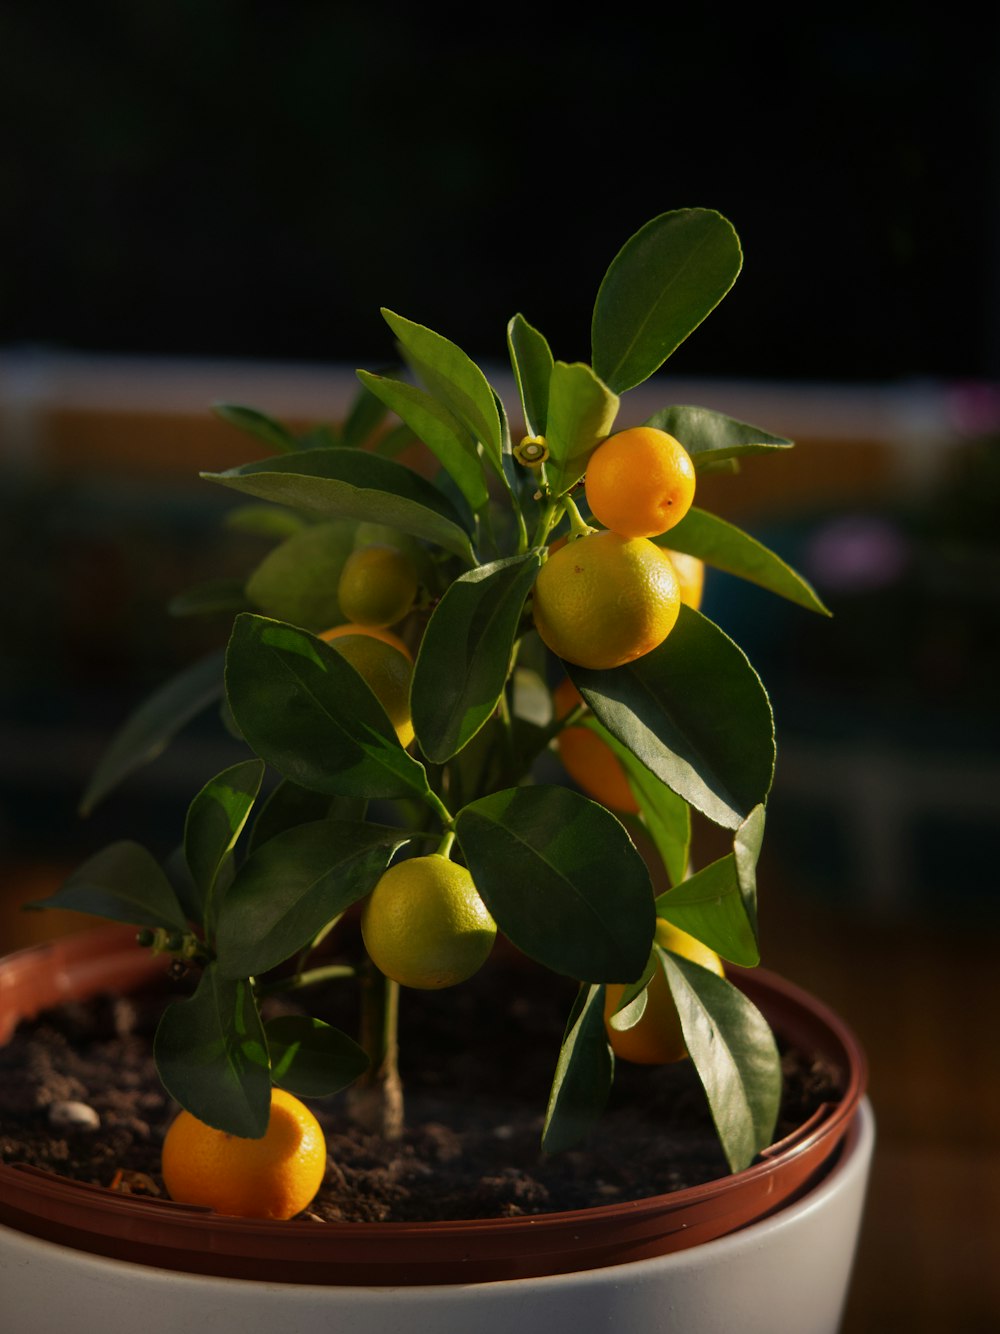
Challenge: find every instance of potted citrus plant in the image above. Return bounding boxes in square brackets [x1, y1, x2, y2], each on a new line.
[0, 208, 872, 1332]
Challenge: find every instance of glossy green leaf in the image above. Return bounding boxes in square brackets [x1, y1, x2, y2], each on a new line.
[605, 949, 658, 1030]
[29, 840, 188, 932]
[216, 819, 404, 978]
[154, 964, 271, 1137]
[644, 405, 793, 468]
[733, 803, 765, 938]
[265, 1016, 370, 1097]
[341, 378, 390, 447]
[544, 361, 619, 495]
[658, 509, 830, 616]
[569, 606, 774, 830]
[654, 853, 759, 966]
[184, 759, 264, 925]
[249, 780, 366, 853]
[202, 448, 476, 564]
[381, 309, 503, 472]
[213, 402, 298, 454]
[507, 313, 554, 438]
[592, 209, 743, 394]
[225, 615, 430, 801]
[168, 579, 251, 618]
[586, 722, 691, 887]
[79, 651, 225, 815]
[245, 519, 357, 630]
[357, 370, 489, 513]
[455, 785, 654, 982]
[662, 951, 781, 1171]
[541, 984, 613, 1153]
[411, 553, 542, 762]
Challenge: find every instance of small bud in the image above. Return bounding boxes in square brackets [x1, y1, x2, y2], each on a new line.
[514, 435, 549, 467]
[136, 928, 155, 948]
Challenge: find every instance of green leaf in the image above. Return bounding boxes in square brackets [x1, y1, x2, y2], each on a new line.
[265, 1016, 370, 1097]
[215, 819, 404, 978]
[169, 579, 251, 618]
[584, 721, 691, 887]
[455, 785, 654, 982]
[341, 378, 391, 448]
[544, 361, 619, 495]
[154, 964, 271, 1136]
[202, 448, 476, 565]
[356, 370, 489, 513]
[654, 853, 760, 967]
[225, 615, 430, 801]
[411, 553, 542, 762]
[592, 209, 743, 394]
[213, 403, 298, 455]
[249, 779, 366, 853]
[79, 652, 225, 815]
[507, 313, 554, 438]
[245, 519, 357, 630]
[541, 984, 613, 1154]
[184, 759, 264, 924]
[28, 841, 188, 932]
[570, 606, 774, 830]
[644, 405, 793, 469]
[657, 508, 830, 616]
[382, 309, 503, 473]
[734, 803, 765, 938]
[662, 951, 781, 1171]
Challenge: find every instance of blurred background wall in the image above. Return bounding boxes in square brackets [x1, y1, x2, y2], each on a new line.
[1, 9, 999, 1329]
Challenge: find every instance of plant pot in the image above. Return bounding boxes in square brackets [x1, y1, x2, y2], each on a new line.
[0, 925, 873, 1332]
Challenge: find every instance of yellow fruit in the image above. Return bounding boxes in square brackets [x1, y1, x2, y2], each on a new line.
[585, 427, 696, 538]
[361, 854, 497, 990]
[337, 544, 419, 628]
[161, 1088, 326, 1220]
[604, 919, 724, 1065]
[319, 626, 414, 747]
[533, 531, 680, 670]
[319, 622, 413, 660]
[553, 678, 638, 813]
[663, 549, 705, 611]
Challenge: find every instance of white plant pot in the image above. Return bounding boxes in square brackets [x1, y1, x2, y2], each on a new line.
[1, 1098, 873, 1334]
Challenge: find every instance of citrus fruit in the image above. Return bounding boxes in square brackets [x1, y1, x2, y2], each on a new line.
[533, 530, 680, 670]
[585, 427, 696, 538]
[361, 853, 497, 990]
[605, 919, 724, 1065]
[319, 622, 413, 660]
[318, 626, 414, 747]
[553, 678, 638, 813]
[337, 544, 419, 628]
[161, 1088, 326, 1220]
[662, 549, 705, 611]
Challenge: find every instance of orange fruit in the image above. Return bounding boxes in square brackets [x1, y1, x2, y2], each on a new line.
[553, 678, 638, 813]
[585, 427, 696, 538]
[337, 544, 419, 627]
[604, 919, 724, 1065]
[161, 1088, 326, 1219]
[533, 530, 680, 670]
[361, 854, 496, 990]
[318, 626, 414, 747]
[662, 549, 704, 611]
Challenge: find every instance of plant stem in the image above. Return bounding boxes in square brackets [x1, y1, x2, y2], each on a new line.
[347, 966, 404, 1140]
[257, 963, 357, 997]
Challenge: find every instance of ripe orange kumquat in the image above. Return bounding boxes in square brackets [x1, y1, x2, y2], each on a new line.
[553, 678, 638, 813]
[604, 919, 724, 1065]
[161, 1088, 326, 1220]
[585, 427, 696, 538]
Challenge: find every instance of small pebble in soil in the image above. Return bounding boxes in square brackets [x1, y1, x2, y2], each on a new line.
[47, 1101, 101, 1133]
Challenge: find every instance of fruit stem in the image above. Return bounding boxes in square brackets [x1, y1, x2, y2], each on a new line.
[563, 494, 596, 541]
[436, 829, 457, 859]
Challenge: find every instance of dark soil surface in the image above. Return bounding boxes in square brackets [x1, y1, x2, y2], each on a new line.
[0, 949, 842, 1222]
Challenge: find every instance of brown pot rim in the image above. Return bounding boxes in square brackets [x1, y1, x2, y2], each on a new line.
[0, 924, 867, 1285]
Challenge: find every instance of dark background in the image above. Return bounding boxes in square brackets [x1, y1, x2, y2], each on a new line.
[2, 7, 998, 380]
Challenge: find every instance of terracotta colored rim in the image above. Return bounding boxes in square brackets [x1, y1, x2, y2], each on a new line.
[0, 924, 867, 1286]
